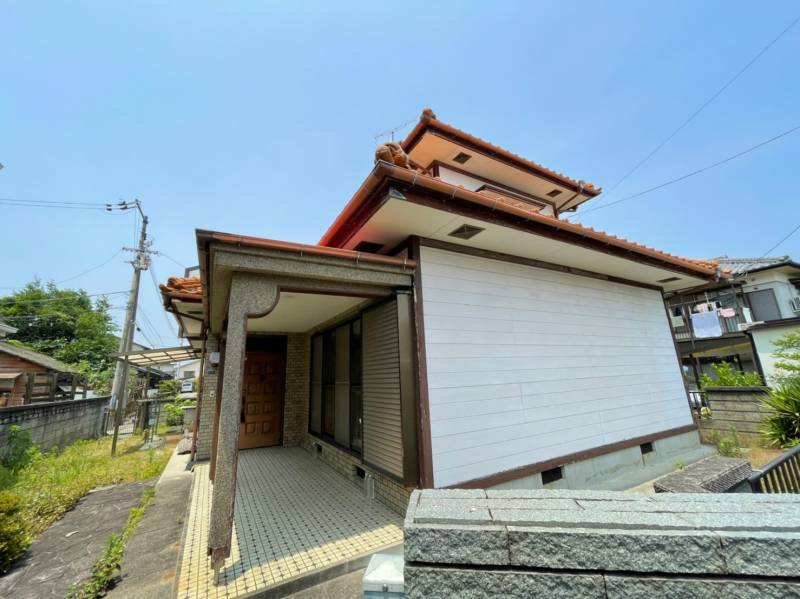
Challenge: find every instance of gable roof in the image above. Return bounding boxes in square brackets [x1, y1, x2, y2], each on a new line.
[0, 341, 77, 373]
[713, 256, 798, 276]
[401, 108, 601, 197]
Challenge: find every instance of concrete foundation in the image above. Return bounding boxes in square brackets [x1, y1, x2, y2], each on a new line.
[490, 430, 715, 492]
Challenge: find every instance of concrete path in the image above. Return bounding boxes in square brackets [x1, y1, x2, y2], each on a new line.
[0, 480, 154, 599]
[109, 448, 193, 599]
[285, 568, 365, 599]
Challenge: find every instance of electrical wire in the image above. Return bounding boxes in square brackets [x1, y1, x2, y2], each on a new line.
[158, 252, 187, 270]
[572, 124, 800, 218]
[597, 12, 800, 201]
[0, 291, 127, 304]
[758, 223, 800, 258]
[56, 249, 125, 284]
[148, 261, 179, 339]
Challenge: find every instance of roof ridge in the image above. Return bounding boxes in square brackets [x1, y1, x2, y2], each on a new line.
[401, 108, 602, 195]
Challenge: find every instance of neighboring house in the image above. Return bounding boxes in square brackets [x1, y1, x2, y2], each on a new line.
[665, 256, 800, 386]
[0, 320, 17, 339]
[161, 109, 723, 568]
[174, 359, 201, 382]
[0, 341, 85, 406]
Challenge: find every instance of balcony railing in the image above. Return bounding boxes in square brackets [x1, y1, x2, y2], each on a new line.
[669, 304, 750, 342]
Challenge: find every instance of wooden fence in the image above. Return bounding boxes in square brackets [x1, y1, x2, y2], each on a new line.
[25, 371, 87, 403]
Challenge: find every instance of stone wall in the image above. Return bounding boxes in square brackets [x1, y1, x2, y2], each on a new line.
[700, 387, 770, 445]
[195, 335, 219, 460]
[282, 334, 309, 447]
[404, 488, 800, 598]
[0, 396, 107, 452]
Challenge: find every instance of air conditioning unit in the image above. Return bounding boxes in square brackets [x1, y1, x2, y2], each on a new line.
[791, 297, 800, 313]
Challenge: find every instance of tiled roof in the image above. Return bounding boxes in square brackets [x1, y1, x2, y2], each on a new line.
[401, 108, 601, 196]
[160, 276, 203, 301]
[713, 256, 791, 276]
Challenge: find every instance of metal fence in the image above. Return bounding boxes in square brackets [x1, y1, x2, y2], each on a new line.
[748, 445, 800, 493]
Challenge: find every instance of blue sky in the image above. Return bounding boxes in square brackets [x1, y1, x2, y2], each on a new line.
[2, 1, 798, 347]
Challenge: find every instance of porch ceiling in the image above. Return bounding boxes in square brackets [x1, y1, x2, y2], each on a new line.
[247, 292, 367, 333]
[200, 236, 414, 334]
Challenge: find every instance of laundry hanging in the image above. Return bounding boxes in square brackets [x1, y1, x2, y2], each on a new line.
[690, 311, 723, 338]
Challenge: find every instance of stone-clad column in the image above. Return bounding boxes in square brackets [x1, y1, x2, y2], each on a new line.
[194, 334, 219, 460]
[208, 273, 279, 571]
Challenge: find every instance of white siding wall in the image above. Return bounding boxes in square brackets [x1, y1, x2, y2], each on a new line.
[420, 246, 693, 487]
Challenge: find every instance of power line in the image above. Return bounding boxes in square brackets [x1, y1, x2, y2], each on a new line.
[0, 291, 128, 304]
[158, 251, 187, 270]
[0, 198, 139, 213]
[57, 249, 124, 284]
[148, 261, 179, 340]
[597, 12, 800, 201]
[759, 223, 800, 258]
[572, 124, 800, 217]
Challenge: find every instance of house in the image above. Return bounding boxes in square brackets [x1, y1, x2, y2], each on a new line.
[0, 320, 17, 339]
[0, 341, 85, 406]
[161, 109, 722, 568]
[665, 256, 800, 386]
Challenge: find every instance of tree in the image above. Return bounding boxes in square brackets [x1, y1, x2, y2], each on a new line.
[0, 280, 119, 389]
[772, 330, 800, 379]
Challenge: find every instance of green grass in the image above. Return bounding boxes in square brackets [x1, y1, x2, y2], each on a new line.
[7, 435, 171, 538]
[67, 488, 156, 599]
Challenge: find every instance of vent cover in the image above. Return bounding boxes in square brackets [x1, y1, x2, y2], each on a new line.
[448, 224, 485, 240]
[542, 466, 563, 485]
[547, 189, 563, 198]
[452, 152, 472, 164]
[353, 240, 384, 253]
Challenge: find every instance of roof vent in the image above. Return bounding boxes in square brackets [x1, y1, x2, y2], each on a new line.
[448, 224, 484, 240]
[547, 189, 563, 198]
[452, 152, 472, 164]
[656, 276, 681, 284]
[353, 240, 384, 253]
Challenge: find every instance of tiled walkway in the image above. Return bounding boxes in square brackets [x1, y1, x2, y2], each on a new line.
[177, 447, 403, 598]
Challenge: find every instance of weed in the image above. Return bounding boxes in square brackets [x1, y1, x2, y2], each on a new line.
[67, 488, 155, 599]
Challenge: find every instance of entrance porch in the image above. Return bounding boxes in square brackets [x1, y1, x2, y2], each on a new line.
[178, 447, 403, 598]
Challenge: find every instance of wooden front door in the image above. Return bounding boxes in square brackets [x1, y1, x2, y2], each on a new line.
[239, 351, 284, 449]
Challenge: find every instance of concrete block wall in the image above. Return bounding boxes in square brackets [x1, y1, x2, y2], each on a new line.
[404, 488, 800, 598]
[282, 333, 309, 447]
[0, 397, 107, 453]
[700, 387, 770, 445]
[195, 335, 219, 460]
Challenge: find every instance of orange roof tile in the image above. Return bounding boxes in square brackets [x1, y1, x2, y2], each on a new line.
[401, 108, 601, 196]
[160, 276, 203, 301]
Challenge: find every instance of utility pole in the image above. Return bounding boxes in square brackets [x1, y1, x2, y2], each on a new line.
[110, 199, 150, 456]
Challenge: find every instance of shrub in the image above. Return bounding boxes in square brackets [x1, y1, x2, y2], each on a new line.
[700, 362, 763, 389]
[163, 402, 184, 426]
[759, 378, 800, 449]
[0, 426, 41, 474]
[708, 428, 743, 458]
[0, 490, 31, 573]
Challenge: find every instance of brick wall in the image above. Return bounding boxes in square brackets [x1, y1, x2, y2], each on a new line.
[282, 334, 309, 447]
[195, 335, 219, 460]
[304, 435, 413, 515]
[0, 396, 107, 452]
